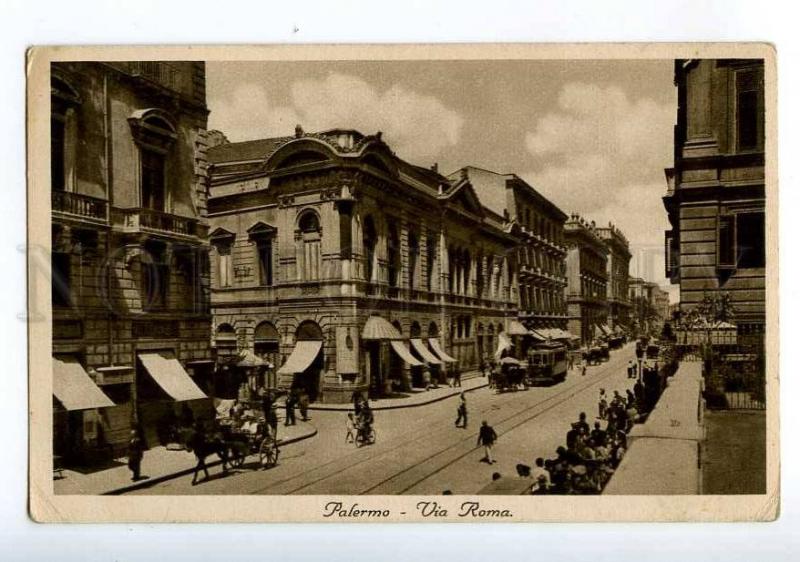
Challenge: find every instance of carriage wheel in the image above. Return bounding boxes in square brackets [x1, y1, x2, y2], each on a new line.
[233, 446, 246, 468]
[259, 439, 279, 468]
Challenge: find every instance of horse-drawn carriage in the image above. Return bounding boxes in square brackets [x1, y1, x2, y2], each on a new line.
[215, 401, 280, 469]
[490, 358, 528, 392]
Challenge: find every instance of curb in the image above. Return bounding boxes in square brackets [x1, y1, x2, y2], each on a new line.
[102, 426, 318, 496]
[307, 379, 489, 412]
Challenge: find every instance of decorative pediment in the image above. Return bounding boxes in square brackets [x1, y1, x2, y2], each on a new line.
[247, 221, 276, 239]
[209, 227, 236, 244]
[444, 180, 485, 218]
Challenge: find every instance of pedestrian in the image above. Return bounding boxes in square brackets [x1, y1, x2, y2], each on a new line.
[455, 392, 468, 428]
[284, 390, 296, 426]
[345, 413, 356, 443]
[189, 420, 210, 486]
[352, 390, 363, 416]
[453, 369, 462, 388]
[581, 363, 587, 377]
[477, 420, 498, 464]
[127, 429, 144, 482]
[298, 389, 310, 422]
[575, 412, 590, 435]
[568, 354, 575, 370]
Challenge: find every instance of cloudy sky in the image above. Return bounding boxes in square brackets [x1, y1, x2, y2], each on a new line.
[207, 60, 676, 292]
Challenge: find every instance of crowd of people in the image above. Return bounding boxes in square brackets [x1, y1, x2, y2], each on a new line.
[516, 376, 658, 495]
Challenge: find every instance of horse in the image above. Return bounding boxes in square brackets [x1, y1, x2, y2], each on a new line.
[185, 427, 238, 485]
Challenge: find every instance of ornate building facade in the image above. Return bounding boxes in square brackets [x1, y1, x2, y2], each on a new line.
[663, 59, 765, 336]
[207, 128, 520, 403]
[453, 167, 569, 334]
[563, 214, 609, 345]
[596, 223, 632, 330]
[51, 62, 213, 459]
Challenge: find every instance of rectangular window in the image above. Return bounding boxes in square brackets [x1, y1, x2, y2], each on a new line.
[52, 252, 71, 307]
[257, 239, 273, 286]
[51, 118, 65, 191]
[736, 69, 763, 152]
[426, 236, 436, 291]
[718, 214, 736, 268]
[141, 149, 166, 211]
[142, 243, 169, 310]
[737, 212, 765, 268]
[218, 247, 231, 288]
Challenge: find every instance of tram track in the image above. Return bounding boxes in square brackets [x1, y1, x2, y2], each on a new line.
[264, 347, 633, 496]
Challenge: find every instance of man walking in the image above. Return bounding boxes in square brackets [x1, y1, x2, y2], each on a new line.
[127, 429, 144, 482]
[455, 393, 468, 428]
[284, 390, 297, 426]
[477, 420, 498, 464]
[298, 389, 310, 422]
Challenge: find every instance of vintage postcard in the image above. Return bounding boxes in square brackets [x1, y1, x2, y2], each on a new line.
[28, 43, 778, 523]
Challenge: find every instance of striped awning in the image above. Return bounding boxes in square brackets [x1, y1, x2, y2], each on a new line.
[429, 338, 457, 363]
[53, 356, 115, 411]
[277, 340, 322, 375]
[410, 338, 442, 365]
[390, 340, 423, 367]
[361, 316, 402, 340]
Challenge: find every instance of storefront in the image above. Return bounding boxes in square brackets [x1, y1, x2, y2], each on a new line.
[52, 355, 116, 464]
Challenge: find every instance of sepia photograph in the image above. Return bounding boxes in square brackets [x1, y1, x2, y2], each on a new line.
[28, 44, 777, 522]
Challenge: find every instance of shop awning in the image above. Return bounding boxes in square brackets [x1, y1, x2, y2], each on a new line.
[494, 332, 513, 359]
[429, 338, 457, 363]
[507, 320, 531, 336]
[361, 316, 402, 340]
[277, 340, 323, 375]
[138, 352, 208, 402]
[236, 349, 272, 368]
[390, 340, 423, 367]
[410, 338, 442, 365]
[53, 356, 115, 411]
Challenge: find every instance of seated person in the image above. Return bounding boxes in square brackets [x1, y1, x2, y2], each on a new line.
[530, 457, 552, 493]
[590, 421, 607, 445]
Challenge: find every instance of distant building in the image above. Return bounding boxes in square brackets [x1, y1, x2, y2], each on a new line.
[51, 62, 213, 459]
[663, 59, 765, 337]
[563, 214, 609, 345]
[453, 167, 569, 335]
[206, 129, 520, 403]
[596, 223, 632, 330]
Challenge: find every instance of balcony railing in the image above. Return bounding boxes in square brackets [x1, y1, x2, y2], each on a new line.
[123, 61, 179, 90]
[52, 191, 108, 222]
[112, 207, 200, 238]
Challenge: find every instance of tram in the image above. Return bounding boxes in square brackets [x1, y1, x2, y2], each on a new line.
[527, 342, 568, 386]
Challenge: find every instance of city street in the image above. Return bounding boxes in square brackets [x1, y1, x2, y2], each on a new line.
[130, 343, 636, 496]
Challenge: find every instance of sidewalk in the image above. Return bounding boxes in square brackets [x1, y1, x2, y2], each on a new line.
[54, 421, 317, 496]
[308, 372, 489, 411]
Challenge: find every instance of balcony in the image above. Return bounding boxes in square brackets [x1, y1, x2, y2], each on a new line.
[52, 191, 108, 224]
[122, 61, 179, 90]
[111, 207, 203, 240]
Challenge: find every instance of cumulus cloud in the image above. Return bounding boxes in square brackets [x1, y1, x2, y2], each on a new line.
[209, 73, 464, 163]
[521, 82, 673, 277]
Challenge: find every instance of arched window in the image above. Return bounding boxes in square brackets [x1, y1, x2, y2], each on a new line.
[216, 323, 236, 350]
[296, 320, 323, 341]
[428, 322, 439, 337]
[298, 211, 322, 281]
[410, 321, 422, 338]
[254, 321, 280, 365]
[363, 215, 377, 283]
[387, 220, 400, 288]
[128, 109, 178, 212]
